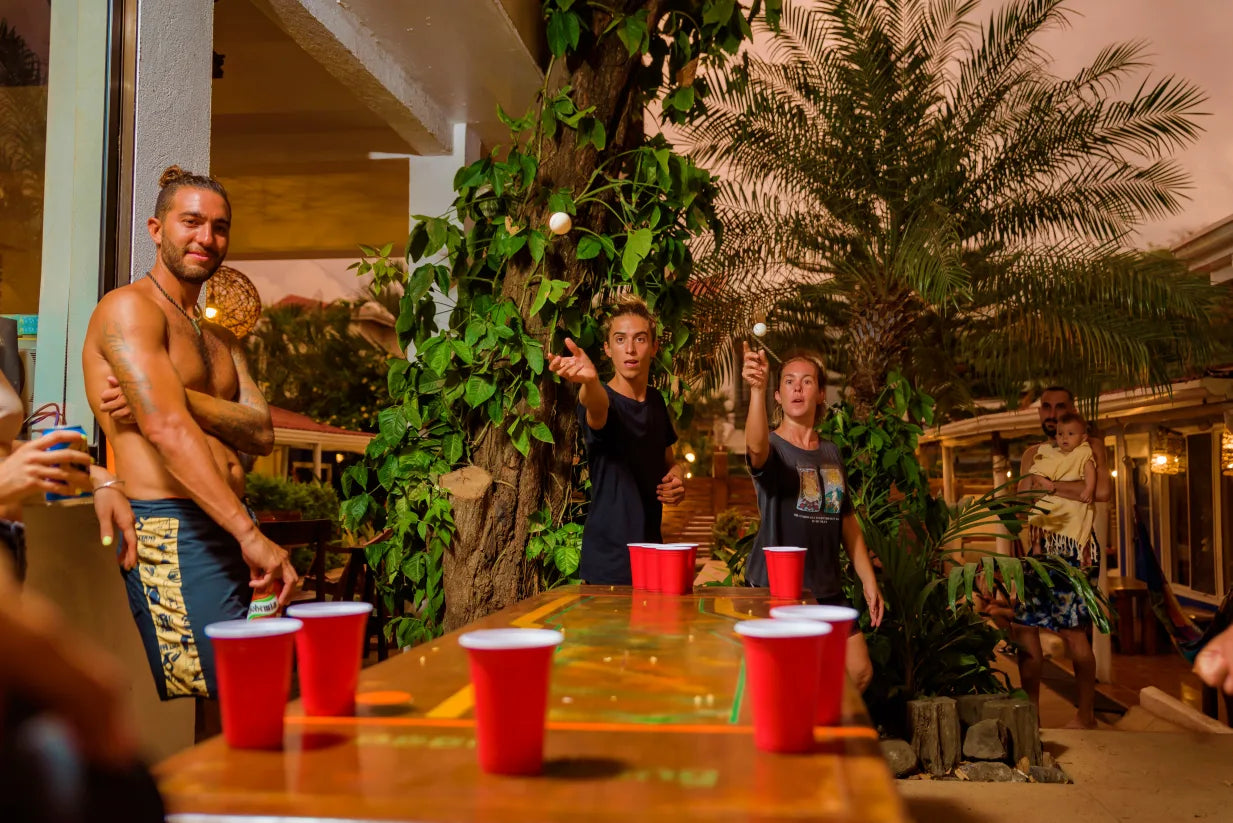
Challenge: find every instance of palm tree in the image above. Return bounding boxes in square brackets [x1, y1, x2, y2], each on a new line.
[0, 20, 48, 310]
[681, 0, 1219, 413]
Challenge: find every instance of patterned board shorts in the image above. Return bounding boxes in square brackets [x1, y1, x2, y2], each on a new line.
[121, 499, 250, 700]
[1014, 527, 1098, 632]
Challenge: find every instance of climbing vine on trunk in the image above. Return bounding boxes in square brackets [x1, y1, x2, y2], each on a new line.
[341, 0, 782, 645]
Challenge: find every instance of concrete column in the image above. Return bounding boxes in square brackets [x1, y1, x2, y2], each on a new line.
[941, 445, 956, 506]
[991, 434, 1013, 556]
[407, 123, 481, 220]
[33, 0, 111, 426]
[1116, 430, 1135, 579]
[1090, 432, 1117, 682]
[380, 123, 481, 360]
[127, 0, 214, 283]
[312, 442, 323, 480]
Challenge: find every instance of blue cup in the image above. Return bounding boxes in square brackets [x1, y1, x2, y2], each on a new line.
[34, 425, 91, 502]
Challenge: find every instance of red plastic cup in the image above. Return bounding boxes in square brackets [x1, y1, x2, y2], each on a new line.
[657, 544, 695, 595]
[204, 617, 302, 749]
[458, 628, 564, 775]
[770, 604, 858, 725]
[628, 543, 649, 590]
[762, 546, 807, 599]
[286, 601, 374, 716]
[734, 619, 831, 753]
[643, 544, 664, 593]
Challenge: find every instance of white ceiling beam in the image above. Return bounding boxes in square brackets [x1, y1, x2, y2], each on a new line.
[252, 0, 454, 155]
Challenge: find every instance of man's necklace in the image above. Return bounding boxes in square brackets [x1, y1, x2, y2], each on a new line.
[146, 273, 202, 336]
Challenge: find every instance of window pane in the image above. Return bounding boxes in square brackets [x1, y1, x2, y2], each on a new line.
[0, 4, 50, 401]
[1169, 469, 1190, 588]
[1223, 472, 1233, 597]
[1188, 433, 1214, 595]
[0, 7, 49, 312]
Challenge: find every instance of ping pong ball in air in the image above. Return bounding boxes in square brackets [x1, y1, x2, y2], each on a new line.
[549, 212, 573, 235]
[753, 322, 768, 338]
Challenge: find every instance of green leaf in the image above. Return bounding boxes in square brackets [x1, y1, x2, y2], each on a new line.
[403, 552, 428, 584]
[667, 85, 696, 112]
[703, 0, 736, 26]
[530, 277, 552, 314]
[546, 10, 581, 57]
[442, 432, 464, 464]
[407, 264, 434, 302]
[525, 380, 542, 408]
[377, 407, 407, 442]
[524, 340, 545, 375]
[450, 339, 474, 365]
[508, 418, 531, 456]
[530, 421, 554, 444]
[341, 493, 372, 528]
[423, 338, 453, 375]
[554, 540, 581, 575]
[528, 230, 547, 263]
[464, 375, 497, 408]
[580, 118, 607, 151]
[548, 190, 576, 215]
[387, 359, 411, 395]
[576, 235, 603, 260]
[407, 222, 429, 262]
[617, 11, 648, 56]
[622, 228, 654, 276]
[486, 394, 504, 424]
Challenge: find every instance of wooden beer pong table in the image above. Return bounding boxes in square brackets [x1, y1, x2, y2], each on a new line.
[158, 586, 909, 822]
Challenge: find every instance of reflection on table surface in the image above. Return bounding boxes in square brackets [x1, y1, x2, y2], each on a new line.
[157, 586, 908, 822]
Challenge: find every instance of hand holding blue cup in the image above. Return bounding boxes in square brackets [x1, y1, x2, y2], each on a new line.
[31, 425, 93, 502]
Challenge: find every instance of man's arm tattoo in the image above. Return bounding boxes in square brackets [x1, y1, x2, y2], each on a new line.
[101, 321, 158, 416]
[197, 400, 267, 454]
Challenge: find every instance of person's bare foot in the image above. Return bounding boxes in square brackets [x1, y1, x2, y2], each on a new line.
[1063, 716, 1097, 730]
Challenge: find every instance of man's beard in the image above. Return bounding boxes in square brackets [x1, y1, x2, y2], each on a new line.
[1042, 420, 1057, 439]
[162, 242, 220, 284]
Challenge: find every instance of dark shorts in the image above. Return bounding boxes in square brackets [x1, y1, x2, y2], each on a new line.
[1014, 528, 1098, 632]
[121, 499, 250, 700]
[0, 519, 26, 582]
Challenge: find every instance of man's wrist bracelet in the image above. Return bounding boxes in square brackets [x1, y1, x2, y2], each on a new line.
[93, 479, 126, 494]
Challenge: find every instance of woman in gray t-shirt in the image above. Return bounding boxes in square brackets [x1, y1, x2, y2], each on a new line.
[741, 343, 884, 693]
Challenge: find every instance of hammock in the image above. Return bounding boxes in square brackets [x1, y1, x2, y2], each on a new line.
[1132, 516, 1233, 663]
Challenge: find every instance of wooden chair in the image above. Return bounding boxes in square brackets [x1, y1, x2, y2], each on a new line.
[260, 521, 394, 662]
[258, 518, 336, 601]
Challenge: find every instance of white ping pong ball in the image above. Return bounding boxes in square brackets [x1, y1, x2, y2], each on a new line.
[548, 212, 573, 235]
[753, 322, 768, 338]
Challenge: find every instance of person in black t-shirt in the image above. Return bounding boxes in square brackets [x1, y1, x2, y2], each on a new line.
[742, 343, 883, 691]
[548, 294, 685, 585]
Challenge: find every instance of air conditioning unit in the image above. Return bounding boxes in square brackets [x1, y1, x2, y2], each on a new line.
[17, 337, 35, 420]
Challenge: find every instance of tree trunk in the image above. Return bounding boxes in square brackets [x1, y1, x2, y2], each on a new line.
[845, 294, 913, 415]
[444, 2, 666, 631]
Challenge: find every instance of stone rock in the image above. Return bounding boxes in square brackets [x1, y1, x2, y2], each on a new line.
[1011, 769, 1029, 783]
[1029, 765, 1072, 784]
[880, 738, 918, 777]
[963, 719, 1009, 761]
[957, 761, 1016, 782]
[956, 694, 1003, 727]
[1042, 751, 1055, 769]
[981, 698, 1043, 767]
[908, 697, 962, 776]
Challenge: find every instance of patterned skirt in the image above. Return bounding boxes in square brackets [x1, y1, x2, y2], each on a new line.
[1013, 526, 1099, 632]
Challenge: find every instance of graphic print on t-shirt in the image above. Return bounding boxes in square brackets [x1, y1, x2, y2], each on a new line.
[796, 466, 823, 512]
[822, 466, 845, 514]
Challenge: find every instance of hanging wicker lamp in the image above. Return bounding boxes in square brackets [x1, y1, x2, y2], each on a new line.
[203, 265, 262, 338]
